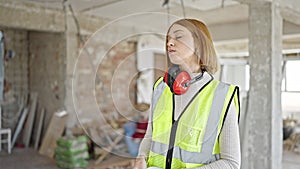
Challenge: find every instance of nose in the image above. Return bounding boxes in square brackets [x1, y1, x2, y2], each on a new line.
[167, 39, 175, 47]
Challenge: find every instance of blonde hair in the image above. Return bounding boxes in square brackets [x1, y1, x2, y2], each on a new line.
[166, 19, 219, 74]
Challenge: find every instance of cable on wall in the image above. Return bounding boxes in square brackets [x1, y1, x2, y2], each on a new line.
[163, 0, 186, 22]
[180, 0, 186, 18]
[221, 0, 226, 8]
[62, 0, 67, 32]
[162, 0, 171, 26]
[66, 2, 101, 84]
[27, 0, 61, 3]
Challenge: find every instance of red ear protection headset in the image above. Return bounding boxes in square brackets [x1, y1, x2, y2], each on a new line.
[163, 65, 204, 95]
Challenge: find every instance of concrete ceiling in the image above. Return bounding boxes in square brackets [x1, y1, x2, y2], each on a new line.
[15, 0, 247, 25]
[10, 0, 300, 54]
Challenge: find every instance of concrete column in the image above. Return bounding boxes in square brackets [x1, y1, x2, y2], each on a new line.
[64, 5, 78, 131]
[242, 1, 283, 169]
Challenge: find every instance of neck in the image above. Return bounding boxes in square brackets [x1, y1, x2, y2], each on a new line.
[179, 54, 201, 73]
[179, 63, 201, 74]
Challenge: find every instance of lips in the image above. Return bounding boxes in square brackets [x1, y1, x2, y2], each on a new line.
[168, 49, 176, 53]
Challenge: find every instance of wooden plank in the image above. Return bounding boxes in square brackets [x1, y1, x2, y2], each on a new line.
[11, 107, 29, 148]
[39, 110, 67, 158]
[95, 131, 124, 164]
[22, 92, 38, 147]
[34, 108, 45, 150]
[89, 155, 134, 169]
[94, 147, 105, 156]
[88, 127, 102, 145]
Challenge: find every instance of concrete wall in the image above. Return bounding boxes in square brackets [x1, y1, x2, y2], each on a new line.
[28, 31, 66, 129]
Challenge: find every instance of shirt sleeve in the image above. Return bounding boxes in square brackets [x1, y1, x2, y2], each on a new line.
[191, 102, 241, 169]
[138, 108, 153, 157]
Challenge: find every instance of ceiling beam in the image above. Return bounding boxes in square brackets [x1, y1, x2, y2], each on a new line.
[281, 8, 300, 26]
[79, 0, 124, 13]
[209, 19, 300, 42]
[209, 21, 248, 41]
[234, 0, 272, 4]
[235, 0, 300, 26]
[278, 0, 300, 26]
[0, 0, 109, 34]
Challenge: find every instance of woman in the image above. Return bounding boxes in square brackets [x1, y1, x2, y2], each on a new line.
[133, 19, 240, 169]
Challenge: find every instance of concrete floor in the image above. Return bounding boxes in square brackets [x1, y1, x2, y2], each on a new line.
[0, 148, 60, 169]
[0, 148, 133, 169]
[0, 148, 299, 169]
[282, 150, 300, 169]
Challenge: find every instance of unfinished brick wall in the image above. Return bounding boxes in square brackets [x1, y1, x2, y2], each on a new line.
[1, 28, 29, 99]
[96, 40, 138, 117]
[1, 27, 138, 131]
[29, 31, 66, 129]
[73, 37, 138, 125]
[0, 28, 67, 138]
[1, 27, 138, 138]
[0, 28, 29, 130]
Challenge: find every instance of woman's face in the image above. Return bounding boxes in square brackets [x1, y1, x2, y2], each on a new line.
[167, 24, 196, 67]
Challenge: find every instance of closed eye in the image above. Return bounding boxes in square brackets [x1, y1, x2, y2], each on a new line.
[175, 36, 182, 40]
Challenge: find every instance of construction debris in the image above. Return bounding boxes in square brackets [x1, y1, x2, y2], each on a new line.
[283, 132, 300, 154]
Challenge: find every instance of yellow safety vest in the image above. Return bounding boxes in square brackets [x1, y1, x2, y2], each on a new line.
[147, 77, 240, 169]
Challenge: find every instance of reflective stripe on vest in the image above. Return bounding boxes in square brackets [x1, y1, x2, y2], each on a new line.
[151, 78, 165, 128]
[148, 78, 239, 168]
[150, 141, 221, 164]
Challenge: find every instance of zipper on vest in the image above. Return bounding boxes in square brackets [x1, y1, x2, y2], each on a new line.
[165, 77, 214, 169]
[166, 94, 176, 169]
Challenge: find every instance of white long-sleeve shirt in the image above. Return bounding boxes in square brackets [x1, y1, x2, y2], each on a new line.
[138, 72, 241, 169]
